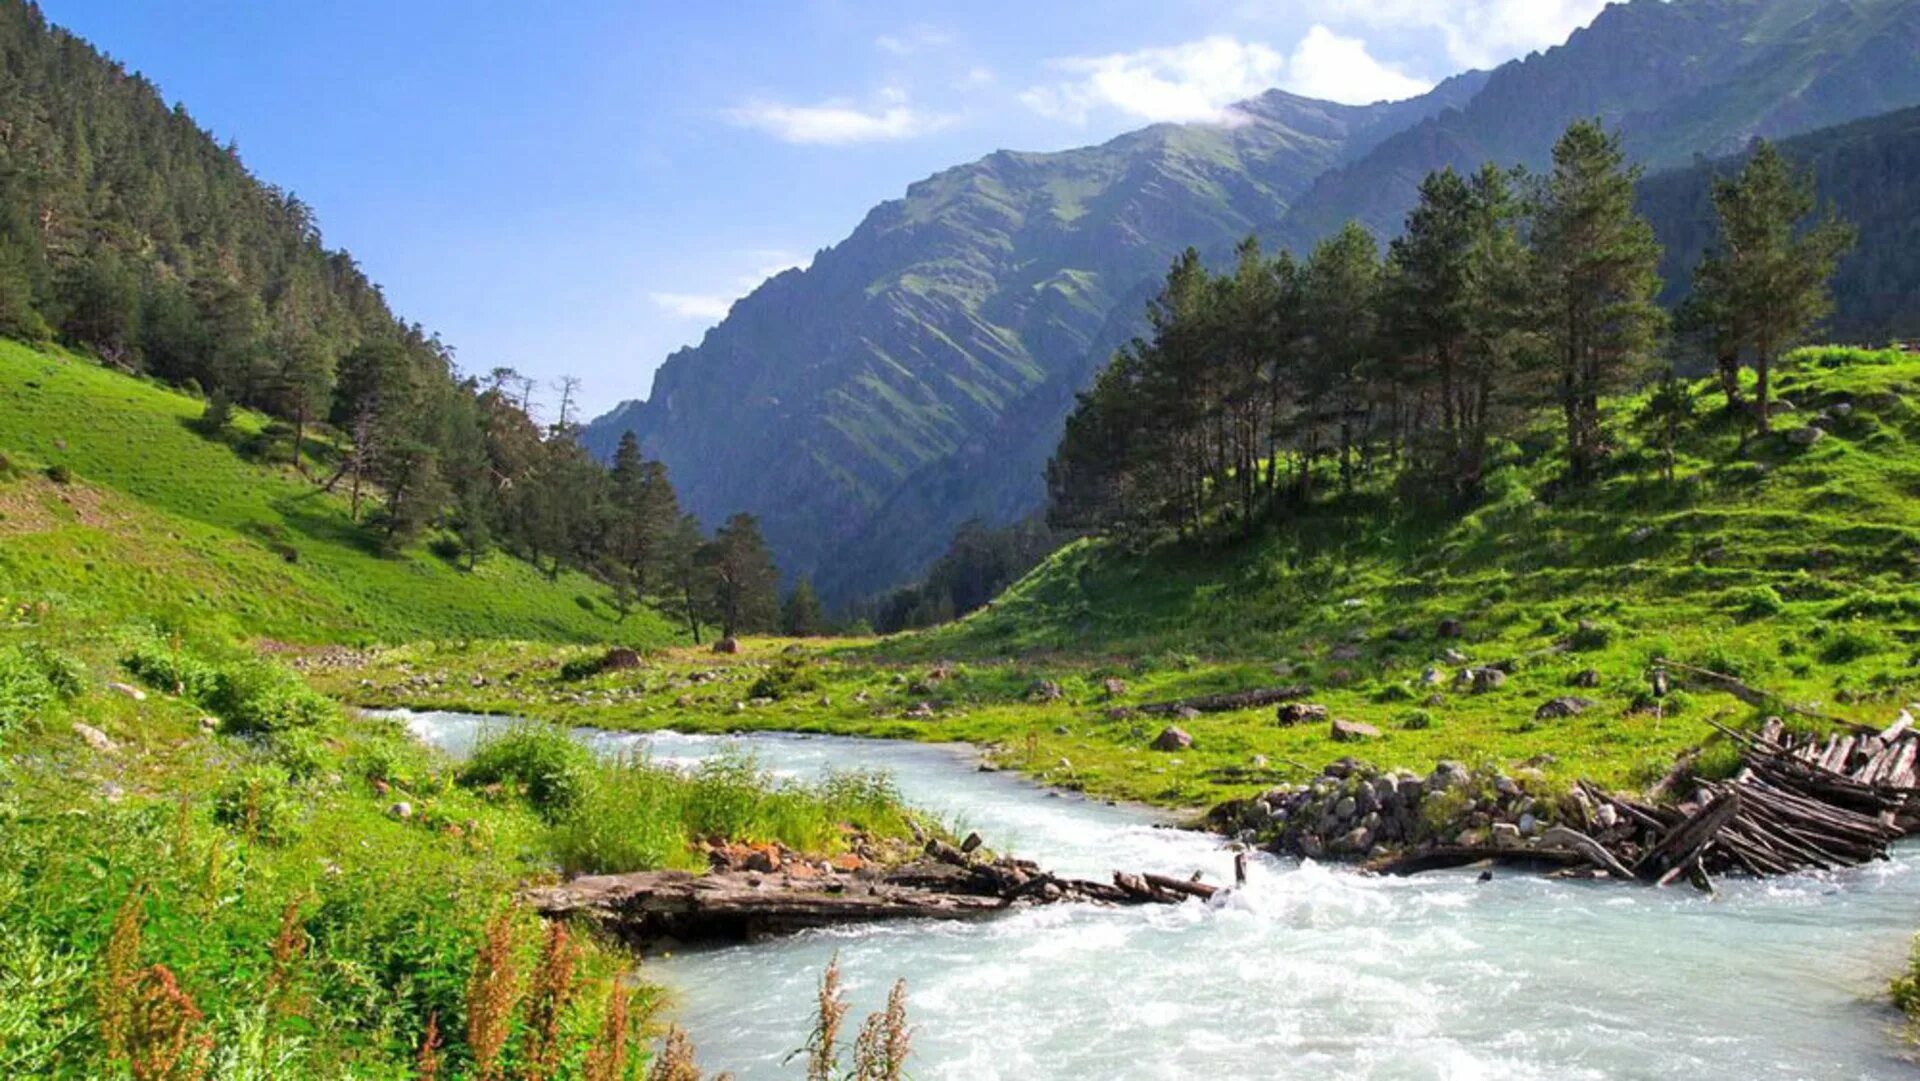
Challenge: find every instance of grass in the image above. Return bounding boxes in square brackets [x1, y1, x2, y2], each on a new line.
[0, 339, 677, 646]
[314, 351, 1920, 813]
[0, 603, 923, 1077]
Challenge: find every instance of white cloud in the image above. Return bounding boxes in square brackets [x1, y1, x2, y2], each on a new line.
[876, 26, 956, 56]
[648, 292, 732, 321]
[1284, 24, 1431, 104]
[1020, 35, 1288, 125]
[649, 251, 814, 324]
[727, 89, 953, 145]
[1313, 0, 1610, 70]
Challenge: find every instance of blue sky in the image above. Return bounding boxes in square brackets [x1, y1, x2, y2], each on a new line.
[43, 1, 1607, 418]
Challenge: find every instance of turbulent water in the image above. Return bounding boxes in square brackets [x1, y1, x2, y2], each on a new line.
[398, 710, 1920, 1080]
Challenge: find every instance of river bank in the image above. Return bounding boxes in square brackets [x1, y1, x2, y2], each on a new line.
[401, 709, 1920, 1079]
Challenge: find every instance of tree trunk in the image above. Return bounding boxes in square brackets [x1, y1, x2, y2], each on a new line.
[1755, 339, 1773, 435]
[1717, 351, 1744, 412]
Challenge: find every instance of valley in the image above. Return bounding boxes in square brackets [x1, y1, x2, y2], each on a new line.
[7, 0, 1920, 1077]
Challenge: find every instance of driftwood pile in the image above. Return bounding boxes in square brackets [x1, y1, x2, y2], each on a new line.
[1545, 712, 1919, 888]
[528, 837, 1217, 945]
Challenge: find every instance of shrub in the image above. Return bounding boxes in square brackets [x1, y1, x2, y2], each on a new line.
[43, 463, 70, 485]
[1399, 709, 1434, 731]
[1891, 935, 1920, 1024]
[458, 723, 596, 820]
[0, 645, 61, 736]
[1818, 624, 1890, 665]
[270, 727, 333, 782]
[212, 766, 302, 845]
[1568, 620, 1615, 652]
[558, 654, 605, 682]
[749, 658, 822, 701]
[122, 639, 221, 700]
[1731, 585, 1786, 620]
[207, 660, 334, 734]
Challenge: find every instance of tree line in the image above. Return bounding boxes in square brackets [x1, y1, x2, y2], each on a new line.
[0, 1, 809, 641]
[1048, 120, 1854, 543]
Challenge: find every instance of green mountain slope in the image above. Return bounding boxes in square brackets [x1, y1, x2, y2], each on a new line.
[1275, 0, 1920, 248]
[581, 80, 1489, 603]
[0, 340, 674, 644]
[905, 353, 1920, 786]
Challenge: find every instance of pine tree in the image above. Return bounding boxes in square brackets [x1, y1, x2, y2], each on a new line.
[1301, 222, 1383, 494]
[781, 578, 824, 637]
[701, 513, 780, 639]
[1529, 120, 1665, 481]
[1702, 140, 1856, 434]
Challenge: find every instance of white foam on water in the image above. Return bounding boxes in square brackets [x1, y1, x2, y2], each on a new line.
[393, 710, 1920, 1079]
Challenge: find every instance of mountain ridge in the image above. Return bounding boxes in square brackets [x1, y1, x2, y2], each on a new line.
[582, 76, 1490, 601]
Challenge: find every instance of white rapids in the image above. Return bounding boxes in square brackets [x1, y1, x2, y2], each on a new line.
[397, 709, 1920, 1080]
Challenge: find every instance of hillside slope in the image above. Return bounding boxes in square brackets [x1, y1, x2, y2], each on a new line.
[581, 79, 1488, 603]
[1275, 0, 1920, 248]
[0, 340, 674, 644]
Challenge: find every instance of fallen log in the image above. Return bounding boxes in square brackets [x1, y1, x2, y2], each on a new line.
[1537, 825, 1636, 881]
[1656, 658, 1864, 730]
[1136, 684, 1313, 716]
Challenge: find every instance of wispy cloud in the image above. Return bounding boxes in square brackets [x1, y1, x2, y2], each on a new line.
[648, 251, 812, 324]
[875, 25, 956, 56]
[1285, 25, 1431, 104]
[648, 292, 733, 321]
[727, 88, 954, 145]
[1246, 0, 1608, 70]
[1020, 35, 1286, 125]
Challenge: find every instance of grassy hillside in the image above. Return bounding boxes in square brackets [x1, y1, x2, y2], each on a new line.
[0, 340, 675, 645]
[327, 350, 1920, 810]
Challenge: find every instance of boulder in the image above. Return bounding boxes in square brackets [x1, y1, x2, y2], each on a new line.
[1101, 678, 1128, 701]
[107, 681, 146, 701]
[1276, 702, 1330, 726]
[1490, 822, 1523, 849]
[1831, 402, 1855, 418]
[1460, 667, 1506, 693]
[1429, 761, 1469, 792]
[1329, 719, 1380, 743]
[1150, 726, 1193, 752]
[1026, 679, 1064, 703]
[712, 637, 741, 655]
[388, 801, 414, 820]
[72, 722, 116, 753]
[904, 702, 935, 720]
[1387, 626, 1417, 642]
[602, 647, 643, 670]
[1534, 696, 1596, 720]
[1787, 426, 1826, 447]
[1571, 668, 1601, 688]
[1437, 619, 1465, 639]
[1419, 667, 1444, 686]
[1442, 648, 1470, 665]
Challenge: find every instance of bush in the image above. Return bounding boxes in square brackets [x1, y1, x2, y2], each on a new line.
[1568, 620, 1615, 652]
[269, 727, 333, 782]
[458, 723, 596, 820]
[211, 766, 302, 845]
[0, 646, 61, 736]
[1731, 585, 1786, 620]
[122, 638, 222, 700]
[1816, 623, 1891, 665]
[1399, 709, 1434, 731]
[558, 654, 605, 682]
[42, 463, 70, 485]
[749, 658, 822, 701]
[206, 660, 334, 734]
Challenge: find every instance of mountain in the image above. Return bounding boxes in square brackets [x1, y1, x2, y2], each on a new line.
[1274, 0, 1920, 248]
[580, 76, 1489, 602]
[590, 0, 1920, 608]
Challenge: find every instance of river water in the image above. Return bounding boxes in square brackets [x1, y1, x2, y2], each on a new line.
[398, 710, 1920, 1080]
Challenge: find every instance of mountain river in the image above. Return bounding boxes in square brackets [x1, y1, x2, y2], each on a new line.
[396, 709, 1920, 1080]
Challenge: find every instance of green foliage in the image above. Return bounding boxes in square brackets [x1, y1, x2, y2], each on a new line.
[458, 722, 598, 820]
[122, 636, 333, 733]
[0, 340, 680, 644]
[0, 644, 64, 735]
[1731, 585, 1786, 619]
[211, 766, 304, 845]
[750, 658, 823, 701]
